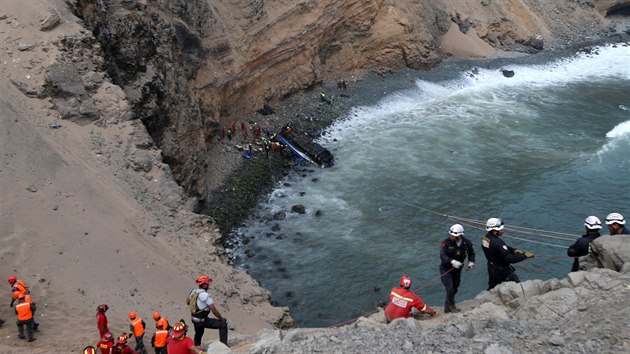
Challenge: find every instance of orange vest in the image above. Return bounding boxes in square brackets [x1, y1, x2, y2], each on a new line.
[131, 318, 145, 337]
[16, 301, 33, 321]
[11, 280, 29, 299]
[154, 330, 168, 347]
[156, 317, 169, 330]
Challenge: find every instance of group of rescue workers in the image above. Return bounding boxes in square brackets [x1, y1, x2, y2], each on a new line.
[2, 212, 626, 350]
[384, 212, 628, 321]
[90, 275, 227, 354]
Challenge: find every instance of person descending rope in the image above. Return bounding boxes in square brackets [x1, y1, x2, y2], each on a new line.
[128, 312, 148, 354]
[384, 275, 436, 322]
[567, 216, 602, 272]
[439, 224, 476, 313]
[605, 213, 629, 235]
[187, 275, 228, 346]
[482, 218, 534, 290]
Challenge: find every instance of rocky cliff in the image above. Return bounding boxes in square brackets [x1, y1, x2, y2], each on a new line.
[68, 0, 626, 208]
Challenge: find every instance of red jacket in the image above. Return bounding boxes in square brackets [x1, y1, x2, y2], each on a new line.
[384, 287, 430, 321]
[96, 339, 114, 354]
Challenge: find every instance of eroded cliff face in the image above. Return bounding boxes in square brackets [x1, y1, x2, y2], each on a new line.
[70, 0, 623, 204]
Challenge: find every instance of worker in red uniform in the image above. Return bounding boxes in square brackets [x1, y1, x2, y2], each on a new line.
[14, 294, 36, 342]
[96, 332, 115, 354]
[97, 304, 110, 338]
[8, 275, 29, 307]
[152, 312, 170, 331]
[384, 275, 436, 322]
[166, 321, 201, 354]
[113, 333, 137, 354]
[128, 312, 148, 354]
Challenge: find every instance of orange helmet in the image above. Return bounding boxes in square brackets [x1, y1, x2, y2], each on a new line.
[153, 312, 161, 320]
[196, 275, 211, 285]
[118, 333, 128, 344]
[128, 311, 136, 319]
[7, 275, 17, 284]
[400, 275, 412, 289]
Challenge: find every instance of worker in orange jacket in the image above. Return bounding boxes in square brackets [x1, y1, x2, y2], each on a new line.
[8, 275, 29, 307]
[150, 326, 168, 354]
[14, 295, 36, 342]
[384, 275, 436, 322]
[128, 312, 148, 354]
[152, 312, 170, 331]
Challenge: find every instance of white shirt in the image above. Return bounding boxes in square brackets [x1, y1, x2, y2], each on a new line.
[193, 289, 214, 311]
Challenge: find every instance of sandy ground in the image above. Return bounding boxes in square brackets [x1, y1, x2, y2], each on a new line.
[0, 1, 286, 353]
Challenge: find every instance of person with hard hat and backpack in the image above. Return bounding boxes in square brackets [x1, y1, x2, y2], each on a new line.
[605, 212, 629, 235]
[187, 275, 228, 346]
[568, 216, 602, 272]
[128, 312, 148, 354]
[384, 275, 436, 322]
[482, 217, 534, 290]
[439, 224, 476, 313]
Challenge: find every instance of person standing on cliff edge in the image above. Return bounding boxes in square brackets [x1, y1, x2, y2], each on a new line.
[567, 216, 602, 272]
[439, 224, 475, 313]
[187, 275, 228, 346]
[482, 218, 534, 289]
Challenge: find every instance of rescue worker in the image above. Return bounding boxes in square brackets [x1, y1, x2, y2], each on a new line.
[187, 275, 228, 346]
[605, 212, 629, 235]
[152, 312, 170, 331]
[97, 304, 110, 339]
[439, 224, 476, 313]
[12, 290, 39, 331]
[150, 312, 169, 354]
[384, 275, 436, 322]
[128, 312, 148, 354]
[166, 321, 201, 354]
[113, 333, 137, 354]
[8, 275, 29, 307]
[96, 332, 115, 354]
[482, 218, 534, 290]
[568, 216, 602, 272]
[14, 294, 36, 342]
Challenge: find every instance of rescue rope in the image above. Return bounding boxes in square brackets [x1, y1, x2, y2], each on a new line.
[400, 201, 580, 241]
[328, 268, 455, 328]
[455, 219, 568, 249]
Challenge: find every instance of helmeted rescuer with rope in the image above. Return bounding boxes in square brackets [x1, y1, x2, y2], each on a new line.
[439, 224, 475, 313]
[187, 275, 228, 346]
[567, 216, 602, 272]
[384, 275, 436, 322]
[482, 218, 534, 290]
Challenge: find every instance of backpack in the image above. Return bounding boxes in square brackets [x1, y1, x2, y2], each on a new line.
[188, 289, 204, 315]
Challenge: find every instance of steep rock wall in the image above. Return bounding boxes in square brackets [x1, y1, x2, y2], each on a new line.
[71, 0, 616, 204]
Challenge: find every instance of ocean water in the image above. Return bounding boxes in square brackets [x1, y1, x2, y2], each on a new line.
[231, 43, 630, 327]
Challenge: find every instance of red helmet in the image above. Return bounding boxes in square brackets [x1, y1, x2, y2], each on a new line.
[400, 275, 412, 289]
[103, 332, 113, 341]
[128, 311, 136, 319]
[7, 275, 17, 284]
[153, 312, 161, 320]
[196, 275, 211, 285]
[118, 333, 128, 344]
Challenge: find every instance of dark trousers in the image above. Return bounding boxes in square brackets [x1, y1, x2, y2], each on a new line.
[154, 346, 167, 354]
[487, 264, 520, 290]
[16, 318, 34, 340]
[135, 334, 148, 354]
[193, 317, 228, 346]
[440, 266, 462, 310]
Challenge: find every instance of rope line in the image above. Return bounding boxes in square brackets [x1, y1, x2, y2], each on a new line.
[453, 219, 568, 249]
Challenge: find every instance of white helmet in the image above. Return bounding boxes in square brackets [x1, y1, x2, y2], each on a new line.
[449, 224, 464, 237]
[605, 213, 625, 225]
[584, 216, 602, 230]
[486, 218, 504, 231]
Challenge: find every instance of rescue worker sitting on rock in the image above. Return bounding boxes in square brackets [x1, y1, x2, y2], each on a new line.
[482, 218, 534, 290]
[384, 275, 436, 322]
[605, 213, 628, 235]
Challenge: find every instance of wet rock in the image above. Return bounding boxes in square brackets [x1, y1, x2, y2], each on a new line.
[501, 69, 515, 78]
[273, 212, 286, 220]
[291, 204, 306, 214]
[315, 210, 323, 217]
